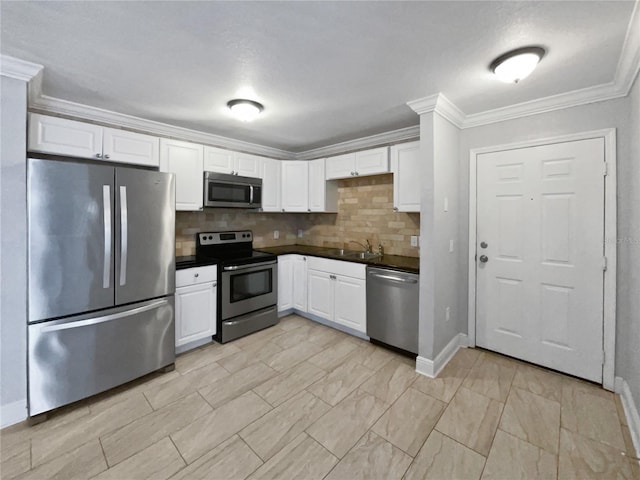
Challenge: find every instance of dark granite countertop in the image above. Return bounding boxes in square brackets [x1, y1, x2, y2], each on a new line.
[256, 245, 420, 274]
[175, 255, 219, 270]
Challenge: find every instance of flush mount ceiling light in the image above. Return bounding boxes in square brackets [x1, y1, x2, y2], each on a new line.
[227, 99, 264, 122]
[490, 46, 546, 84]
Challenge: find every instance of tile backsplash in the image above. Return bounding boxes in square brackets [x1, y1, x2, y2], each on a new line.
[175, 173, 420, 258]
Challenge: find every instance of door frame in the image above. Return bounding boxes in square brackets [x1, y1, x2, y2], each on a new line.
[467, 129, 617, 390]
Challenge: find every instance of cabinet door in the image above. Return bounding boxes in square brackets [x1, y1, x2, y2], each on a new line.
[160, 139, 204, 211]
[103, 128, 160, 167]
[278, 256, 294, 312]
[203, 146, 235, 174]
[281, 161, 309, 212]
[325, 153, 356, 180]
[175, 282, 217, 347]
[292, 256, 307, 312]
[391, 141, 421, 212]
[307, 269, 333, 320]
[334, 275, 366, 333]
[308, 159, 326, 212]
[355, 147, 389, 176]
[28, 113, 103, 159]
[235, 153, 262, 177]
[260, 158, 281, 212]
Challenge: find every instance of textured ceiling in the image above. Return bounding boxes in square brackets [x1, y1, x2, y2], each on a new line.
[1, 1, 635, 151]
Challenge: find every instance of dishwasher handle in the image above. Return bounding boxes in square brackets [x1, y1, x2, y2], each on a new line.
[368, 272, 418, 284]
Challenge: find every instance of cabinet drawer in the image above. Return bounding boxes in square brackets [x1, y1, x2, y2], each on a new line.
[307, 257, 365, 280]
[176, 265, 217, 287]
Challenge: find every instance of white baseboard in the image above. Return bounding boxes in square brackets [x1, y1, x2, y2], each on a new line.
[1, 399, 27, 428]
[615, 376, 640, 457]
[416, 333, 468, 378]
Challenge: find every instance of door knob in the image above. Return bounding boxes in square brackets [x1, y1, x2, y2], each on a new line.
[479, 255, 489, 263]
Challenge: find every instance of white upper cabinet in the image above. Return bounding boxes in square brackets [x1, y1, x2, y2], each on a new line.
[281, 161, 309, 212]
[28, 113, 159, 167]
[391, 141, 421, 212]
[235, 152, 262, 177]
[325, 153, 356, 180]
[260, 157, 282, 212]
[160, 138, 204, 211]
[102, 128, 159, 167]
[308, 158, 337, 212]
[355, 147, 389, 176]
[203, 146, 235, 173]
[203, 146, 261, 177]
[325, 146, 389, 180]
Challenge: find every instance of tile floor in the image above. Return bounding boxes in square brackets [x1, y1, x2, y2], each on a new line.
[1, 314, 638, 480]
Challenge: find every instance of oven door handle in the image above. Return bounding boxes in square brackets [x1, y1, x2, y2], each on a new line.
[223, 260, 277, 272]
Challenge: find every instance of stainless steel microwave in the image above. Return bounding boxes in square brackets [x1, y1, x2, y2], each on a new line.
[204, 172, 262, 209]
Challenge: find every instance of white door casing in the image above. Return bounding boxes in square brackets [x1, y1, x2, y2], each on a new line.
[469, 130, 616, 388]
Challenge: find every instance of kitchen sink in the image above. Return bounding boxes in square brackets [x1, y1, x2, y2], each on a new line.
[345, 252, 382, 260]
[326, 248, 357, 257]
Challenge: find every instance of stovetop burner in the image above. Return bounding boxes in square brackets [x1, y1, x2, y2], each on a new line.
[195, 230, 276, 267]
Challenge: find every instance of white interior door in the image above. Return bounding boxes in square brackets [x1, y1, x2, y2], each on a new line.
[476, 138, 605, 382]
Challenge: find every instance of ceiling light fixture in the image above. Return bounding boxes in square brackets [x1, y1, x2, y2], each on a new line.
[227, 99, 264, 122]
[490, 46, 545, 84]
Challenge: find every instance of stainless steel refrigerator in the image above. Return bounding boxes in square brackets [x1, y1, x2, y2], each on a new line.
[27, 157, 176, 417]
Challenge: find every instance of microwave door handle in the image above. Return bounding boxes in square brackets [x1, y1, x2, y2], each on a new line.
[249, 184, 254, 204]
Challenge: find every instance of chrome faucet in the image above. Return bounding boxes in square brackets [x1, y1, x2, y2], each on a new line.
[350, 239, 372, 253]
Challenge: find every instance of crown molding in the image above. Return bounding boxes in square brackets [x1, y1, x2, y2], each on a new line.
[407, 93, 465, 128]
[461, 81, 627, 128]
[30, 94, 295, 159]
[0, 55, 43, 82]
[295, 125, 420, 160]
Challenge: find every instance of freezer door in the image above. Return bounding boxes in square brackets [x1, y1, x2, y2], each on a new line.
[115, 167, 175, 305]
[28, 296, 175, 416]
[28, 158, 115, 322]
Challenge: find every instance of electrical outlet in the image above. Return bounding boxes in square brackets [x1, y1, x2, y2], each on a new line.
[273, 230, 279, 240]
[444, 197, 449, 212]
[297, 229, 303, 238]
[449, 239, 454, 252]
[410, 235, 418, 247]
[445, 306, 451, 322]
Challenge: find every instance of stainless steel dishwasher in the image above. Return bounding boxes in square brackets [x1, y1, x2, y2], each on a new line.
[366, 266, 419, 355]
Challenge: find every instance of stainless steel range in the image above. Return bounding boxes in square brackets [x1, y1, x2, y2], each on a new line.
[196, 231, 278, 343]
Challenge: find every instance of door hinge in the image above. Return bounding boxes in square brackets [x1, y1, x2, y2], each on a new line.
[603, 162, 608, 176]
[602, 256, 608, 271]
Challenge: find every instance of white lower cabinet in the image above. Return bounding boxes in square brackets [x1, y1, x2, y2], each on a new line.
[277, 255, 307, 313]
[306, 258, 366, 333]
[292, 256, 308, 311]
[175, 266, 217, 347]
[277, 256, 294, 312]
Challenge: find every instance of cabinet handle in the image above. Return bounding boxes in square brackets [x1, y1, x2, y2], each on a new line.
[355, 171, 359, 176]
[104, 154, 110, 159]
[212, 282, 217, 287]
[329, 274, 336, 280]
[307, 209, 311, 212]
[303, 257, 306, 262]
[194, 273, 199, 278]
[282, 209, 285, 212]
[350, 172, 354, 176]
[393, 207, 398, 212]
[231, 170, 235, 175]
[96, 153, 102, 158]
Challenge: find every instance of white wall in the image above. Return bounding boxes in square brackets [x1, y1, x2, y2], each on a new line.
[617, 74, 640, 413]
[417, 111, 462, 361]
[458, 94, 637, 406]
[0, 75, 28, 426]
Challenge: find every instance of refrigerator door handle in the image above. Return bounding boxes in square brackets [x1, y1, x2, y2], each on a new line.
[119, 185, 128, 286]
[38, 299, 168, 333]
[102, 185, 111, 289]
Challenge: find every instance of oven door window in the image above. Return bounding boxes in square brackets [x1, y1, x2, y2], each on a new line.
[208, 182, 250, 203]
[230, 269, 272, 302]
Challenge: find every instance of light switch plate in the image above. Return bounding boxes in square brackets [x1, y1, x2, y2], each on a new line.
[274, 230, 279, 239]
[449, 239, 454, 252]
[297, 229, 303, 238]
[444, 197, 449, 212]
[410, 235, 418, 247]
